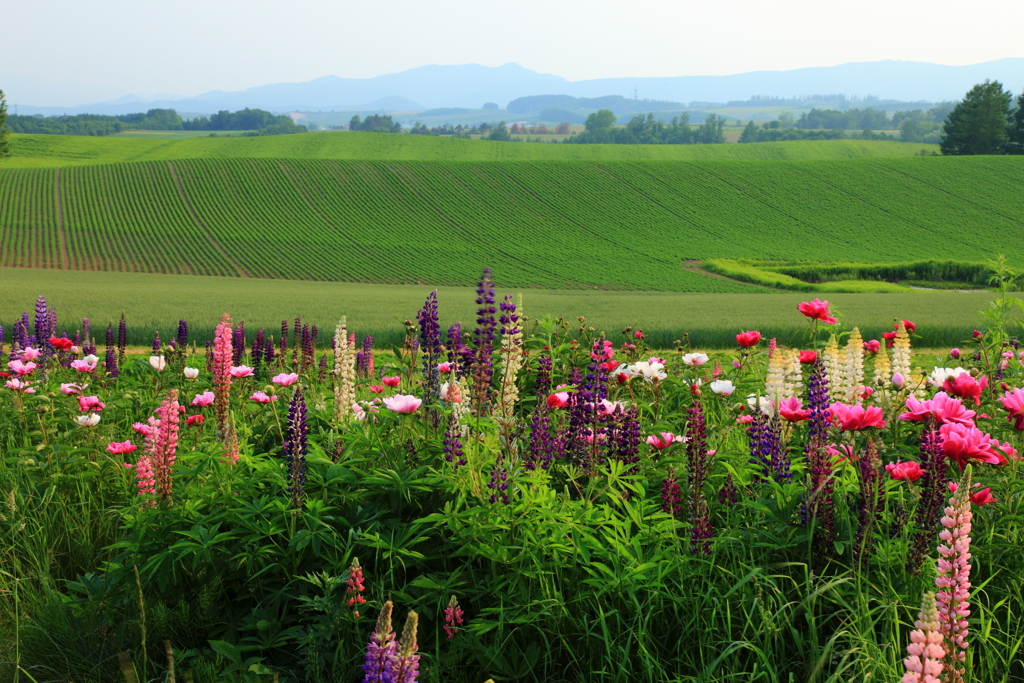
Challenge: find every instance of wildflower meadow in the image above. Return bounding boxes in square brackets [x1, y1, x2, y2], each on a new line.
[2, 266, 1024, 682]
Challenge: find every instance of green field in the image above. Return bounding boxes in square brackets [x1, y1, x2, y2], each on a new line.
[0, 267, 998, 348]
[2, 132, 939, 168]
[0, 155, 1021, 290]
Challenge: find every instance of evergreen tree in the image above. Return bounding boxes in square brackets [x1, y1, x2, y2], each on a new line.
[0, 90, 10, 159]
[1008, 90, 1024, 155]
[940, 80, 1013, 155]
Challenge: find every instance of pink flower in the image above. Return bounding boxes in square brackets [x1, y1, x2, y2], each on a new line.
[229, 365, 254, 378]
[600, 359, 619, 373]
[438, 362, 453, 373]
[60, 383, 83, 395]
[988, 438, 1018, 464]
[369, 385, 385, 394]
[863, 339, 881, 354]
[799, 350, 817, 364]
[382, 375, 401, 387]
[736, 414, 754, 424]
[20, 347, 41, 362]
[950, 348, 961, 359]
[383, 394, 422, 413]
[547, 391, 570, 409]
[778, 396, 811, 423]
[132, 422, 155, 436]
[5, 378, 36, 393]
[899, 392, 976, 426]
[250, 392, 278, 404]
[78, 396, 105, 412]
[892, 373, 906, 390]
[827, 443, 855, 465]
[938, 422, 1004, 470]
[736, 330, 761, 347]
[886, 460, 924, 481]
[186, 414, 205, 427]
[897, 320, 917, 334]
[272, 372, 298, 386]
[107, 441, 138, 455]
[968, 486, 997, 505]
[942, 372, 988, 406]
[998, 388, 1024, 430]
[597, 399, 625, 415]
[440, 381, 461, 402]
[645, 432, 676, 450]
[68, 359, 95, 373]
[8, 360, 37, 376]
[829, 402, 887, 431]
[797, 299, 837, 324]
[191, 391, 215, 407]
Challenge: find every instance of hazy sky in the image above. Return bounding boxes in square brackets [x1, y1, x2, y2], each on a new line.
[6, 0, 1022, 101]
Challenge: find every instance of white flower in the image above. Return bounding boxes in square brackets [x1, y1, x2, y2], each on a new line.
[83, 354, 99, 365]
[183, 367, 200, 379]
[746, 393, 773, 415]
[928, 366, 967, 387]
[149, 356, 166, 372]
[710, 379, 735, 396]
[74, 413, 101, 427]
[626, 361, 666, 384]
[682, 352, 709, 366]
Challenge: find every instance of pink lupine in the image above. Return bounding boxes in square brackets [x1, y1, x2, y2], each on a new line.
[345, 557, 367, 617]
[138, 389, 181, 504]
[213, 314, 233, 441]
[902, 592, 944, 683]
[935, 470, 974, 682]
[443, 596, 465, 639]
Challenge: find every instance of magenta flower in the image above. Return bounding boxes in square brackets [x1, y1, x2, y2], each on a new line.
[191, 391, 215, 407]
[797, 298, 838, 324]
[382, 376, 401, 387]
[383, 394, 422, 414]
[107, 441, 138, 455]
[778, 396, 811, 423]
[942, 372, 988, 406]
[20, 347, 41, 362]
[886, 459, 924, 481]
[60, 383, 83, 395]
[229, 365, 254, 378]
[5, 378, 35, 393]
[829, 402, 887, 431]
[939, 423, 1004, 470]
[272, 372, 298, 386]
[250, 392, 278, 404]
[8, 360, 37, 376]
[646, 432, 676, 450]
[900, 392, 976, 427]
[78, 396, 105, 412]
[998, 387, 1024, 430]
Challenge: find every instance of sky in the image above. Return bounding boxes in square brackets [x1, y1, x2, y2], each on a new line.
[5, 0, 1023, 103]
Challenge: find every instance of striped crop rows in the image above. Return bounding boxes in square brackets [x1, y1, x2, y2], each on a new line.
[0, 156, 1022, 291]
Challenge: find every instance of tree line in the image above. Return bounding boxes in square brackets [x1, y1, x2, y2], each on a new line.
[565, 111, 727, 145]
[3, 106, 306, 137]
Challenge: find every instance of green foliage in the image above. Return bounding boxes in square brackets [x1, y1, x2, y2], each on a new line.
[348, 114, 402, 134]
[0, 90, 10, 159]
[941, 80, 1015, 156]
[584, 109, 617, 132]
[796, 107, 891, 130]
[1008, 90, 1024, 155]
[6, 108, 186, 137]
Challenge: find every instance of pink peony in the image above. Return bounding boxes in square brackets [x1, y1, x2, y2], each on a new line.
[863, 339, 881, 354]
[778, 396, 811, 423]
[229, 365, 254, 378]
[829, 402, 887, 431]
[70, 359, 96, 373]
[5, 378, 36, 393]
[186, 414, 205, 427]
[939, 422, 1004, 470]
[272, 373, 298, 386]
[797, 299, 837, 324]
[383, 394, 422, 413]
[597, 399, 626, 415]
[107, 441, 138, 455]
[60, 383, 83, 395]
[885, 460, 924, 481]
[191, 391, 215, 407]
[250, 392, 278, 404]
[736, 414, 754, 424]
[998, 387, 1024, 430]
[899, 392, 976, 426]
[132, 422, 155, 436]
[8, 360, 38, 376]
[369, 385, 385, 394]
[382, 376, 401, 387]
[942, 372, 988, 406]
[438, 362, 453, 373]
[736, 330, 761, 347]
[78, 396, 105, 412]
[547, 391, 570, 409]
[799, 350, 817, 364]
[19, 347, 41, 362]
[645, 432, 676, 450]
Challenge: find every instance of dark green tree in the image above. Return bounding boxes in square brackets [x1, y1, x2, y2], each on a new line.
[940, 80, 1013, 155]
[0, 90, 10, 158]
[486, 122, 511, 141]
[738, 120, 759, 143]
[1008, 90, 1024, 155]
[584, 109, 616, 132]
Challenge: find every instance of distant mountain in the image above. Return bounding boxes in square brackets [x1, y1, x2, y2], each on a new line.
[6, 59, 1023, 116]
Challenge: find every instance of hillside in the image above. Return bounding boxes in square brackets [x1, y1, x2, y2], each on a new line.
[3, 133, 938, 168]
[0, 156, 1020, 291]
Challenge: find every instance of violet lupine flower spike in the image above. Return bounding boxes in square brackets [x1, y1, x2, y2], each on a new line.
[935, 467, 974, 682]
[152, 332, 161, 352]
[389, 611, 420, 683]
[661, 466, 683, 519]
[118, 313, 127, 363]
[283, 387, 308, 509]
[417, 290, 443, 426]
[443, 410, 466, 469]
[176, 319, 189, 349]
[213, 314, 234, 442]
[803, 359, 835, 562]
[854, 438, 883, 564]
[105, 322, 118, 377]
[232, 322, 245, 365]
[34, 296, 51, 355]
[908, 420, 949, 575]
[687, 392, 712, 555]
[470, 267, 497, 417]
[361, 601, 396, 683]
[252, 329, 265, 373]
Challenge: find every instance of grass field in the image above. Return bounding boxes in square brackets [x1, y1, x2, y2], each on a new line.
[0, 155, 1021, 290]
[0, 267, 998, 348]
[1, 132, 940, 168]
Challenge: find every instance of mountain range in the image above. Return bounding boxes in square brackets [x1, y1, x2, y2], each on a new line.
[5, 59, 1024, 116]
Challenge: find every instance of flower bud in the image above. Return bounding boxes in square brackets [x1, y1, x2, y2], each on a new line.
[892, 372, 905, 390]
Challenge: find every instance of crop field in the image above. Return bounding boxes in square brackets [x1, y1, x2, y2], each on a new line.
[3, 132, 939, 168]
[0, 267, 1001, 348]
[0, 155, 1021, 291]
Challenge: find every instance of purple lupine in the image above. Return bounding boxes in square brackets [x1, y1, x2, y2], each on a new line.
[105, 322, 118, 377]
[252, 329, 265, 372]
[907, 421, 949, 575]
[534, 354, 552, 398]
[176, 319, 189, 348]
[487, 453, 509, 505]
[608, 406, 641, 474]
[661, 466, 683, 518]
[687, 392, 712, 555]
[301, 324, 311, 368]
[417, 290, 443, 418]
[854, 438, 882, 564]
[34, 296, 50, 350]
[388, 611, 420, 683]
[0, 325, 4, 357]
[526, 403, 553, 470]
[232, 323, 245, 365]
[72, 330, 81, 348]
[205, 341, 214, 373]
[280, 320, 289, 359]
[470, 267, 497, 416]
[765, 413, 790, 482]
[284, 387, 308, 509]
[291, 317, 301, 367]
[81, 318, 91, 347]
[718, 473, 739, 507]
[445, 323, 461, 364]
[803, 359, 835, 560]
[361, 601, 397, 683]
[152, 332, 162, 352]
[317, 352, 327, 381]
[747, 411, 768, 481]
[264, 337, 276, 367]
[118, 313, 127, 361]
[10, 316, 27, 360]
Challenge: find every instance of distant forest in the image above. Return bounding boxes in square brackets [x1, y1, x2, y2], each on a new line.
[6, 108, 307, 136]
